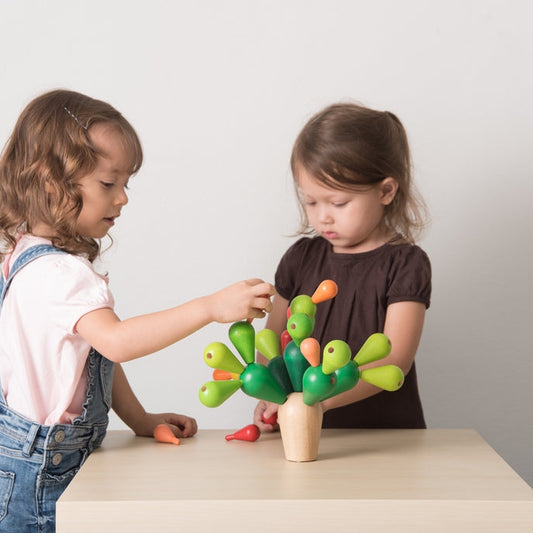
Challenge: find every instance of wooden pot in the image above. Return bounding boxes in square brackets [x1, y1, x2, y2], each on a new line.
[277, 392, 323, 462]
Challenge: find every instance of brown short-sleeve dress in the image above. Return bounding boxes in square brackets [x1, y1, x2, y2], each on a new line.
[275, 236, 432, 429]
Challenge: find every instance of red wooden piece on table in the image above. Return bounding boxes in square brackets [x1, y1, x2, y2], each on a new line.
[225, 424, 261, 442]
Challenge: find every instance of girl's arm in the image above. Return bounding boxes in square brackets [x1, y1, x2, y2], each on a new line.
[76, 279, 274, 363]
[321, 301, 426, 412]
[253, 293, 289, 430]
[111, 363, 197, 438]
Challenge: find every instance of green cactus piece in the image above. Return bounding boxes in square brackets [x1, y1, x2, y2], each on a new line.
[203, 342, 245, 374]
[290, 294, 317, 319]
[360, 365, 404, 391]
[302, 366, 336, 405]
[283, 341, 311, 392]
[267, 356, 294, 395]
[198, 380, 242, 407]
[255, 328, 281, 360]
[353, 333, 391, 366]
[322, 340, 351, 375]
[240, 364, 287, 404]
[323, 361, 360, 400]
[286, 313, 315, 347]
[229, 321, 255, 364]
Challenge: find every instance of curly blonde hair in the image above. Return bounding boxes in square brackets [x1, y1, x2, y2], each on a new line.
[0, 89, 142, 262]
[290, 102, 428, 244]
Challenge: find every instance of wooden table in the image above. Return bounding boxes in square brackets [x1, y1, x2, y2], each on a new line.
[57, 429, 533, 532]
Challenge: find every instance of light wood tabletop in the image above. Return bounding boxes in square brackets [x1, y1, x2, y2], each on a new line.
[57, 429, 533, 532]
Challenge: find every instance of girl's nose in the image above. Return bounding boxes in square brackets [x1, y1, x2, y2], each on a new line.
[115, 188, 129, 206]
[318, 205, 333, 223]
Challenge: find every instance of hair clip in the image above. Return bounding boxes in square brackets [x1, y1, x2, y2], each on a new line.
[63, 106, 88, 130]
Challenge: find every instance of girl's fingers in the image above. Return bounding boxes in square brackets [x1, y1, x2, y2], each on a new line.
[255, 297, 273, 314]
[247, 280, 275, 296]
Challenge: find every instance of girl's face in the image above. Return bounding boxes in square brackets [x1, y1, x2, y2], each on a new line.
[75, 123, 131, 239]
[297, 167, 398, 254]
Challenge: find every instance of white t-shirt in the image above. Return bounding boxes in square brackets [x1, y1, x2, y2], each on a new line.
[0, 235, 114, 425]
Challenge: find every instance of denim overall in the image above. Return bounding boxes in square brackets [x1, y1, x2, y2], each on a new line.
[0, 244, 114, 532]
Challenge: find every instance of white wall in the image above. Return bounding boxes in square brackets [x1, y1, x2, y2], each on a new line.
[1, 0, 532, 487]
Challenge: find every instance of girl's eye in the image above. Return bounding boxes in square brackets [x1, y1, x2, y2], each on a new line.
[333, 202, 348, 207]
[305, 200, 316, 206]
[101, 182, 114, 189]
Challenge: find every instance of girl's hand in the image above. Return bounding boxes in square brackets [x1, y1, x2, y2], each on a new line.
[254, 400, 279, 432]
[208, 279, 275, 323]
[132, 412, 198, 439]
[78, 280, 275, 363]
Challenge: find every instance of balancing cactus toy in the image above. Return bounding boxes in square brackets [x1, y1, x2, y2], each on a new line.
[198, 280, 404, 409]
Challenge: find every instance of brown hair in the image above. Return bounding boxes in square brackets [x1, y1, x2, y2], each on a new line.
[0, 89, 143, 262]
[290, 102, 428, 243]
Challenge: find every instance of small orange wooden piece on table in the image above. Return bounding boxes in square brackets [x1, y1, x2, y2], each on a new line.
[153, 424, 181, 445]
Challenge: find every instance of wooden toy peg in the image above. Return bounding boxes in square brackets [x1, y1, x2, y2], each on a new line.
[311, 280, 338, 304]
[255, 329, 281, 360]
[203, 342, 245, 375]
[225, 424, 261, 442]
[353, 333, 392, 366]
[229, 321, 256, 364]
[300, 337, 321, 367]
[153, 424, 181, 445]
[198, 380, 242, 407]
[321, 340, 351, 375]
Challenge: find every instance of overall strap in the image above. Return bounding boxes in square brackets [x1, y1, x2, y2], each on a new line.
[0, 244, 67, 404]
[0, 244, 67, 307]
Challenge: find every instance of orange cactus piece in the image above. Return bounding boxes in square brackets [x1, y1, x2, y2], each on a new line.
[311, 279, 338, 304]
[212, 369, 239, 381]
[300, 337, 321, 367]
[153, 424, 181, 445]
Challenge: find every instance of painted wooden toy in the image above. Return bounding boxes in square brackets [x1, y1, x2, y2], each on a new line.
[198, 280, 405, 462]
[225, 424, 261, 442]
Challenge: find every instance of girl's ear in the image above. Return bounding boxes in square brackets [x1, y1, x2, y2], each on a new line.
[379, 177, 399, 206]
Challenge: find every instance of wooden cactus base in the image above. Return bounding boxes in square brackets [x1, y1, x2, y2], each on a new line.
[277, 392, 323, 462]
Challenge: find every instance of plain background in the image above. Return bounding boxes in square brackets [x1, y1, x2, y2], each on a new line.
[1, 1, 531, 487]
